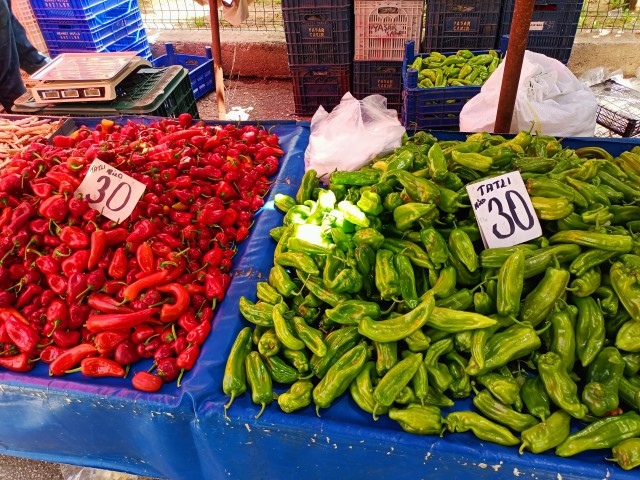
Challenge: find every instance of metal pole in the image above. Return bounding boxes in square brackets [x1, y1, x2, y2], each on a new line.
[209, 0, 227, 119]
[493, 0, 536, 133]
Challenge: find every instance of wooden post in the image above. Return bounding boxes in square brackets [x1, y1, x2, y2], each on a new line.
[209, 0, 227, 119]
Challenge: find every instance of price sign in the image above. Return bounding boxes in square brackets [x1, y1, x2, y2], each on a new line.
[75, 160, 146, 224]
[466, 171, 542, 249]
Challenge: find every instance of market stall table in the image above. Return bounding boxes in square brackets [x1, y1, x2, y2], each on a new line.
[0, 118, 640, 480]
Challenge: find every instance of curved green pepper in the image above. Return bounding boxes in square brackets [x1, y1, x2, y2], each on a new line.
[476, 372, 521, 405]
[549, 303, 577, 372]
[261, 353, 299, 384]
[372, 352, 424, 419]
[222, 327, 252, 417]
[611, 438, 640, 470]
[310, 326, 361, 378]
[375, 249, 401, 300]
[496, 250, 525, 317]
[420, 228, 450, 265]
[538, 351, 588, 419]
[448, 227, 478, 272]
[257, 329, 281, 357]
[582, 346, 625, 416]
[272, 302, 305, 351]
[520, 266, 570, 327]
[473, 389, 538, 432]
[359, 294, 435, 342]
[573, 295, 606, 367]
[616, 320, 640, 352]
[239, 297, 274, 327]
[278, 379, 313, 413]
[389, 403, 442, 435]
[444, 411, 520, 446]
[245, 351, 274, 419]
[519, 410, 571, 454]
[521, 375, 551, 421]
[427, 307, 497, 333]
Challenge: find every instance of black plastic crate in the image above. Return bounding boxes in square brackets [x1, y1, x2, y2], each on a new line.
[592, 80, 640, 137]
[290, 64, 351, 116]
[352, 60, 403, 112]
[423, 0, 502, 51]
[12, 66, 199, 119]
[282, 2, 353, 65]
[498, 0, 582, 64]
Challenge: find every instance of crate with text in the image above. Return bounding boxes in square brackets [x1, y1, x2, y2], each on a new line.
[352, 60, 403, 113]
[290, 64, 351, 116]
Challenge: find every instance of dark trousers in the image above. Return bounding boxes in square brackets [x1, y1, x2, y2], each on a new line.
[0, 0, 47, 111]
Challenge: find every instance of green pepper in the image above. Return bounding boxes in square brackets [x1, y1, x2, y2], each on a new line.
[620, 376, 640, 411]
[472, 389, 538, 432]
[261, 352, 299, 384]
[424, 338, 454, 394]
[359, 294, 435, 342]
[427, 307, 497, 333]
[623, 352, 640, 377]
[222, 327, 252, 417]
[598, 171, 640, 202]
[257, 329, 281, 357]
[394, 254, 419, 309]
[525, 177, 588, 208]
[375, 249, 401, 300]
[448, 226, 478, 273]
[616, 320, 640, 352]
[611, 438, 640, 470]
[292, 316, 327, 357]
[611, 255, 640, 320]
[329, 267, 363, 294]
[256, 282, 282, 305]
[372, 352, 424, 419]
[277, 379, 313, 413]
[446, 350, 471, 399]
[383, 169, 440, 204]
[531, 196, 574, 220]
[337, 200, 369, 228]
[523, 244, 582, 279]
[374, 340, 398, 377]
[404, 328, 431, 352]
[568, 266, 601, 297]
[479, 244, 539, 268]
[270, 226, 287, 242]
[476, 372, 520, 405]
[329, 228, 353, 252]
[283, 204, 311, 226]
[274, 193, 297, 213]
[389, 403, 442, 435]
[312, 343, 368, 414]
[296, 169, 318, 204]
[382, 238, 434, 269]
[582, 346, 625, 416]
[350, 361, 386, 415]
[434, 288, 474, 311]
[383, 192, 403, 212]
[521, 375, 552, 421]
[469, 324, 500, 373]
[288, 224, 335, 255]
[298, 272, 351, 308]
[323, 249, 345, 288]
[275, 251, 319, 276]
[519, 410, 571, 454]
[569, 249, 618, 277]
[269, 265, 298, 298]
[426, 142, 448, 181]
[330, 169, 381, 186]
[444, 411, 520, 446]
[473, 288, 495, 315]
[556, 411, 640, 457]
[496, 250, 525, 317]
[393, 202, 437, 231]
[538, 351, 588, 419]
[325, 300, 381, 325]
[520, 266, 570, 327]
[425, 265, 456, 299]
[310, 326, 361, 378]
[549, 303, 577, 373]
[357, 190, 383, 216]
[239, 297, 274, 327]
[352, 228, 384, 250]
[283, 348, 310, 374]
[245, 351, 274, 419]
[573, 295, 606, 367]
[451, 151, 493, 172]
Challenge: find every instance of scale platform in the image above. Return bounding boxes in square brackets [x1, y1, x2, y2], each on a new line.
[29, 52, 151, 104]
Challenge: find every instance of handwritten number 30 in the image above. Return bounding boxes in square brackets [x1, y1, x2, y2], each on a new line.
[488, 190, 534, 239]
[84, 175, 132, 212]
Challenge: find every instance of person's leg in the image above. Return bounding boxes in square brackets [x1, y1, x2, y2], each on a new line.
[0, 0, 26, 112]
[9, 2, 47, 74]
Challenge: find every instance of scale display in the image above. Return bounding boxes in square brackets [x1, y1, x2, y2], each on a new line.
[29, 53, 150, 104]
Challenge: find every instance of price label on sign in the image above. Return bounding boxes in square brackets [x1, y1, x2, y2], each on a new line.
[74, 160, 146, 224]
[466, 171, 542, 249]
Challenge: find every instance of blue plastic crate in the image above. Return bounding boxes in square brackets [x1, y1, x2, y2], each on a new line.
[498, 0, 582, 64]
[31, 0, 134, 21]
[48, 32, 150, 59]
[423, 0, 502, 51]
[402, 40, 498, 130]
[352, 60, 403, 113]
[41, 8, 144, 51]
[152, 43, 214, 100]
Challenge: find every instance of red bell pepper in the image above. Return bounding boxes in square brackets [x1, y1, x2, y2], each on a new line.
[114, 340, 140, 366]
[176, 344, 199, 387]
[40, 345, 68, 364]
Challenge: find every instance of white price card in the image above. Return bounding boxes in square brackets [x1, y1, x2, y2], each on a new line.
[74, 160, 146, 224]
[466, 171, 542, 249]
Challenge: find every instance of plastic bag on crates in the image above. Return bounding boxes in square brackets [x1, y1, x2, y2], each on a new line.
[304, 93, 405, 182]
[459, 50, 598, 137]
[191, 0, 252, 26]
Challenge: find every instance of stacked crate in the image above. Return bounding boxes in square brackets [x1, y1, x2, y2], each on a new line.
[12, 0, 48, 56]
[352, 0, 425, 113]
[31, 0, 151, 60]
[282, 0, 352, 116]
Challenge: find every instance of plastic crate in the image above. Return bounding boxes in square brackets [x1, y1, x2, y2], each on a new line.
[402, 40, 494, 130]
[12, 66, 199, 119]
[498, 0, 582, 64]
[591, 80, 640, 137]
[282, 1, 352, 65]
[30, 0, 134, 21]
[40, 8, 143, 51]
[12, 0, 48, 55]
[152, 43, 214, 100]
[423, 0, 502, 51]
[290, 64, 350, 116]
[352, 60, 403, 112]
[49, 36, 152, 60]
[354, 0, 424, 61]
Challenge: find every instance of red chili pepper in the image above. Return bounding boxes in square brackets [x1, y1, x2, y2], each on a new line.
[126, 219, 157, 244]
[137, 337, 162, 359]
[131, 324, 155, 344]
[59, 226, 89, 249]
[75, 357, 125, 378]
[37, 194, 65, 220]
[93, 330, 130, 353]
[132, 371, 163, 392]
[4, 202, 35, 236]
[49, 343, 98, 376]
[153, 343, 174, 363]
[68, 304, 91, 330]
[61, 249, 90, 277]
[15, 284, 43, 309]
[177, 312, 199, 332]
[35, 255, 60, 275]
[39, 289, 58, 308]
[4, 317, 39, 353]
[122, 270, 169, 303]
[31, 182, 54, 199]
[183, 284, 206, 296]
[87, 230, 106, 270]
[236, 225, 250, 242]
[136, 242, 155, 275]
[67, 272, 88, 304]
[107, 247, 128, 279]
[87, 293, 134, 314]
[176, 344, 199, 387]
[40, 345, 68, 364]
[52, 329, 81, 348]
[157, 357, 179, 383]
[85, 308, 160, 333]
[104, 227, 128, 245]
[205, 272, 230, 303]
[172, 336, 188, 356]
[114, 340, 140, 366]
[186, 321, 211, 346]
[155, 283, 190, 323]
[0, 353, 34, 372]
[68, 196, 89, 217]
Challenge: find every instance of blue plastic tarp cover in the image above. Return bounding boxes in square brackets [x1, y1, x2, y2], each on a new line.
[0, 117, 640, 480]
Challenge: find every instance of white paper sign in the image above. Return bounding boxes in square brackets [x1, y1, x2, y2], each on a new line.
[529, 21, 545, 31]
[75, 160, 146, 224]
[466, 171, 542, 249]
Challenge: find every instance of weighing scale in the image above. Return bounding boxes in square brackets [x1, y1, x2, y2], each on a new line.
[29, 52, 151, 104]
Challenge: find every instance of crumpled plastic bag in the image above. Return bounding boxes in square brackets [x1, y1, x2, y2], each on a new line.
[304, 93, 405, 182]
[459, 51, 598, 137]
[59, 464, 139, 480]
[192, 0, 253, 26]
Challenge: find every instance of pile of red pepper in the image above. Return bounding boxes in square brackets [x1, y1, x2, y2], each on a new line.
[0, 114, 282, 391]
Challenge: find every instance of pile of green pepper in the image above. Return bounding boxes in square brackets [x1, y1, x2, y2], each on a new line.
[408, 50, 501, 88]
[223, 130, 640, 468]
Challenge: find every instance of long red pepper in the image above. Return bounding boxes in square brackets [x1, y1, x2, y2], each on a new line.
[76, 357, 125, 378]
[0, 353, 34, 372]
[49, 344, 98, 376]
[122, 270, 168, 303]
[87, 229, 106, 270]
[85, 308, 160, 333]
[87, 293, 134, 314]
[4, 318, 39, 353]
[156, 283, 190, 323]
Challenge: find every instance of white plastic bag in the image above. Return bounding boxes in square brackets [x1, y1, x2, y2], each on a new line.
[459, 51, 598, 137]
[304, 93, 405, 181]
